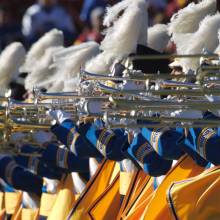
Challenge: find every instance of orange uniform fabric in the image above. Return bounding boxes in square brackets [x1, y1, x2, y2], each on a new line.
[48, 174, 75, 220]
[5, 192, 22, 217]
[88, 173, 121, 220]
[168, 166, 220, 220]
[68, 160, 119, 220]
[122, 176, 154, 220]
[143, 155, 206, 220]
[39, 193, 58, 218]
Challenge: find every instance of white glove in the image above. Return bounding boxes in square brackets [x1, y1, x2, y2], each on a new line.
[32, 131, 53, 145]
[47, 109, 72, 124]
[44, 178, 59, 194]
[77, 99, 103, 114]
[10, 132, 26, 143]
[85, 100, 103, 114]
[170, 110, 203, 119]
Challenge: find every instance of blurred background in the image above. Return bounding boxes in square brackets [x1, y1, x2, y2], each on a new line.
[0, 0, 219, 51]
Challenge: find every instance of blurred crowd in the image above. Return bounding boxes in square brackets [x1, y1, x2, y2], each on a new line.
[0, 0, 219, 51]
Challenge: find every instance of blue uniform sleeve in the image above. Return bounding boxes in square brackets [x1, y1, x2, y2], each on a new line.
[42, 144, 90, 173]
[184, 127, 220, 165]
[84, 124, 129, 161]
[141, 127, 184, 160]
[14, 154, 62, 180]
[51, 120, 103, 159]
[126, 133, 172, 177]
[0, 155, 43, 196]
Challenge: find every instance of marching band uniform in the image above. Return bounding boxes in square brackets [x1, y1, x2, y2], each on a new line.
[141, 126, 209, 167]
[50, 118, 174, 177]
[165, 166, 220, 220]
[0, 0, 220, 219]
[14, 144, 90, 176]
[14, 154, 62, 180]
[0, 155, 43, 196]
[127, 132, 173, 176]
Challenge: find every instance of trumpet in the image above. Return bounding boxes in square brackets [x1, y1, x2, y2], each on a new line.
[33, 88, 110, 103]
[130, 53, 219, 60]
[0, 96, 220, 136]
[102, 111, 220, 129]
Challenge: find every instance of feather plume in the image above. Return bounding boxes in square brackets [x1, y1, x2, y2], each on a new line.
[0, 42, 26, 92]
[85, 52, 112, 74]
[21, 29, 63, 73]
[214, 30, 220, 53]
[168, 0, 216, 35]
[72, 173, 86, 194]
[37, 42, 99, 92]
[63, 77, 80, 92]
[173, 13, 220, 72]
[53, 41, 99, 63]
[148, 24, 170, 52]
[52, 42, 99, 70]
[103, 0, 133, 27]
[24, 46, 62, 91]
[101, 0, 148, 56]
[87, 0, 148, 74]
[47, 81, 64, 92]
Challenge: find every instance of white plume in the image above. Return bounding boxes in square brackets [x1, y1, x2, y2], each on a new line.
[52, 42, 99, 74]
[63, 77, 80, 92]
[214, 30, 220, 53]
[168, 0, 216, 35]
[103, 0, 133, 27]
[21, 29, 63, 73]
[87, 0, 148, 74]
[47, 81, 64, 92]
[24, 46, 62, 91]
[173, 13, 220, 72]
[89, 158, 99, 177]
[101, 0, 148, 56]
[148, 24, 170, 52]
[53, 41, 98, 63]
[38, 42, 99, 92]
[0, 42, 26, 92]
[85, 52, 113, 74]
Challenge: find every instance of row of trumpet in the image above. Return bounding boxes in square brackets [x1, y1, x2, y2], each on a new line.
[0, 53, 220, 154]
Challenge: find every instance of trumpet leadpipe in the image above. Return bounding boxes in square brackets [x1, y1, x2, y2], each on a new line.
[34, 91, 110, 103]
[149, 89, 220, 96]
[81, 69, 195, 81]
[104, 113, 220, 124]
[109, 98, 220, 111]
[130, 54, 219, 60]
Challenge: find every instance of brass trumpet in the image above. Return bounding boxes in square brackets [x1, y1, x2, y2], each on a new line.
[102, 111, 220, 129]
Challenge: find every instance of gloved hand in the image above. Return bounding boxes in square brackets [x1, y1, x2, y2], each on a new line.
[170, 110, 203, 119]
[47, 109, 72, 124]
[77, 99, 104, 114]
[44, 178, 60, 194]
[10, 132, 26, 143]
[32, 131, 54, 145]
